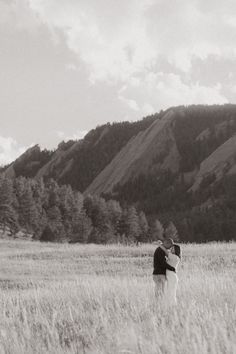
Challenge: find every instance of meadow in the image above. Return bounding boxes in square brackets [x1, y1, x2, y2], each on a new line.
[0, 240, 235, 354]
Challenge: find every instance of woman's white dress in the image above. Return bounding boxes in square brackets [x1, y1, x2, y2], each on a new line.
[165, 253, 180, 305]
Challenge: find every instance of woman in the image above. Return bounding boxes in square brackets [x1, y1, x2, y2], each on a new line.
[160, 243, 181, 305]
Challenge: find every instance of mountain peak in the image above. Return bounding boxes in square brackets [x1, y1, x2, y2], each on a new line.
[85, 109, 178, 195]
[2, 105, 236, 203]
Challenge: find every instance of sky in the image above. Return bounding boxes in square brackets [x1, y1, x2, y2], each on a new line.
[1, 0, 236, 165]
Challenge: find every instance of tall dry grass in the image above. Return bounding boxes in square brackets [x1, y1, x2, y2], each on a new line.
[0, 241, 235, 354]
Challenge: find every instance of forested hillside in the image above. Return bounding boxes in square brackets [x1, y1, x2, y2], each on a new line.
[2, 145, 53, 178]
[4, 114, 160, 191]
[0, 175, 170, 244]
[2, 104, 236, 242]
[88, 104, 236, 195]
[99, 105, 236, 242]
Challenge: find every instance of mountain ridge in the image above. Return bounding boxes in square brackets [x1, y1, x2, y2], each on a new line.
[85, 109, 179, 195]
[2, 104, 236, 220]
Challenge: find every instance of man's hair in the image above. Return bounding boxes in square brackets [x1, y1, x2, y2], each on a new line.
[163, 238, 174, 246]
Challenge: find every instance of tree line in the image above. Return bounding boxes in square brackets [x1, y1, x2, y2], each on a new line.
[0, 175, 178, 243]
[109, 171, 236, 242]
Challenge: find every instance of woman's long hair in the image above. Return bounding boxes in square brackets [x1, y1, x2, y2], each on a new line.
[174, 244, 181, 259]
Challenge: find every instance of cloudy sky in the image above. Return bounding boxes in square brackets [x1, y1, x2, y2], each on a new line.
[1, 0, 236, 165]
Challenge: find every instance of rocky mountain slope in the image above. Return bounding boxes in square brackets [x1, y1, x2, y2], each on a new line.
[190, 134, 236, 192]
[85, 105, 236, 198]
[85, 109, 179, 195]
[3, 145, 53, 178]
[2, 104, 236, 218]
[3, 115, 158, 191]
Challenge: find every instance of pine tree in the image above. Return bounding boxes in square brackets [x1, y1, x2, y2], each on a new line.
[0, 176, 18, 232]
[94, 198, 112, 243]
[32, 178, 46, 207]
[58, 184, 74, 236]
[164, 221, 179, 241]
[84, 196, 112, 243]
[46, 179, 60, 208]
[70, 208, 92, 243]
[117, 208, 128, 242]
[40, 224, 55, 242]
[15, 176, 26, 200]
[138, 211, 149, 242]
[150, 218, 164, 241]
[19, 184, 39, 234]
[46, 205, 65, 241]
[31, 178, 47, 239]
[107, 199, 122, 235]
[126, 206, 140, 243]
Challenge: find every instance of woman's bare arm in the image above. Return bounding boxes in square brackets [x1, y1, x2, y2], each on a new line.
[159, 244, 169, 256]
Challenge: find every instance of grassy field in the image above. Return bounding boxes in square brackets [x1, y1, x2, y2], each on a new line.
[0, 241, 235, 354]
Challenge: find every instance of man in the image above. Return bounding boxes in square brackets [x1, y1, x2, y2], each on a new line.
[153, 238, 176, 298]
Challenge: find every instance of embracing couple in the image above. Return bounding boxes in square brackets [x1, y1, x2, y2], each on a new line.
[153, 238, 181, 305]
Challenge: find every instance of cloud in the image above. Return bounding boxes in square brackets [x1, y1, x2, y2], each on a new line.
[56, 130, 88, 141]
[28, 0, 236, 82]
[0, 0, 235, 149]
[118, 93, 140, 112]
[28, 0, 157, 83]
[0, 0, 41, 31]
[0, 136, 27, 166]
[65, 63, 77, 71]
[25, 0, 236, 113]
[119, 73, 228, 115]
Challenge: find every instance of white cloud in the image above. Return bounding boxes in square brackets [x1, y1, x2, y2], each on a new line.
[119, 73, 228, 115]
[0, 136, 27, 166]
[28, 0, 236, 82]
[0, 0, 41, 31]
[0, 0, 235, 150]
[56, 130, 88, 141]
[142, 103, 155, 115]
[27, 0, 158, 83]
[65, 63, 77, 71]
[118, 93, 140, 111]
[25, 0, 236, 114]
[231, 85, 236, 94]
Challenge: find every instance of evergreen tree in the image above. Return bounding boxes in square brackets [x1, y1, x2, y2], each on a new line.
[84, 196, 112, 243]
[83, 195, 94, 220]
[125, 206, 140, 243]
[117, 208, 128, 242]
[46, 205, 65, 241]
[18, 184, 39, 234]
[40, 224, 55, 242]
[31, 178, 47, 238]
[150, 218, 164, 241]
[58, 184, 74, 236]
[93, 198, 112, 243]
[70, 208, 92, 243]
[46, 179, 60, 208]
[107, 199, 122, 235]
[164, 221, 179, 241]
[0, 176, 18, 232]
[138, 211, 149, 242]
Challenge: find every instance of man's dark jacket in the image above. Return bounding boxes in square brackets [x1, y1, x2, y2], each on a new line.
[153, 247, 175, 275]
